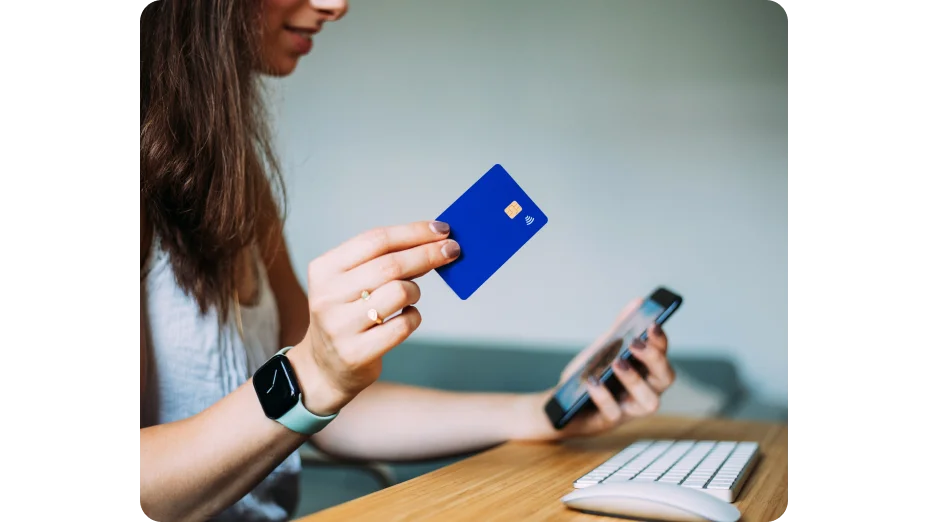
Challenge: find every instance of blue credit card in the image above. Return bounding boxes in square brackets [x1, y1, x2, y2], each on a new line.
[435, 164, 548, 299]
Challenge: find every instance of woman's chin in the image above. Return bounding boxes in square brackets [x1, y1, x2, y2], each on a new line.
[260, 56, 300, 77]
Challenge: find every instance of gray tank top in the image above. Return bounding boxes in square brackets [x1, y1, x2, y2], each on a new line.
[141, 237, 302, 521]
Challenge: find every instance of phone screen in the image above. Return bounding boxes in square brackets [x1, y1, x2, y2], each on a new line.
[552, 297, 673, 413]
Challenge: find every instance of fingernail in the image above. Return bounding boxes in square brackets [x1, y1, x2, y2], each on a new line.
[441, 240, 460, 259]
[630, 339, 647, 351]
[616, 359, 631, 371]
[586, 375, 599, 386]
[429, 221, 450, 234]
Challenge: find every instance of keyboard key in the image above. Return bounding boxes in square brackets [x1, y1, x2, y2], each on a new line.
[603, 475, 631, 483]
[683, 481, 709, 488]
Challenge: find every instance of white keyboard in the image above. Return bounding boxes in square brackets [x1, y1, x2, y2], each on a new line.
[573, 439, 760, 502]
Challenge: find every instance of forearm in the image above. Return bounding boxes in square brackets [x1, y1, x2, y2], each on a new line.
[262, 226, 560, 462]
[310, 382, 547, 461]
[140, 381, 305, 522]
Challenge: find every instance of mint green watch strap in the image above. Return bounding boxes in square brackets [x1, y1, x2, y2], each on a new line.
[274, 346, 337, 435]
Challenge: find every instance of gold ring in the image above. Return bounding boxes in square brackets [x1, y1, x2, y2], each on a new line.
[361, 290, 371, 301]
[367, 308, 383, 325]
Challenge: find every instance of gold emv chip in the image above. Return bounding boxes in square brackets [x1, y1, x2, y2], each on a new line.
[504, 201, 522, 219]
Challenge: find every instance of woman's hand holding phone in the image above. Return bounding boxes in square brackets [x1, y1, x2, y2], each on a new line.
[511, 298, 676, 441]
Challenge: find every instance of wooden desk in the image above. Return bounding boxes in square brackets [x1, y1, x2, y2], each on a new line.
[297, 416, 787, 522]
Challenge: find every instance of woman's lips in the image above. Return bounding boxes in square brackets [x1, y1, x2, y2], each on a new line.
[285, 26, 317, 55]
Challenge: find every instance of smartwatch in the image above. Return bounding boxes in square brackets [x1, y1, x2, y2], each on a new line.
[252, 346, 337, 435]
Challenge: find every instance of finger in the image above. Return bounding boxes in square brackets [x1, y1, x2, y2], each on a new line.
[350, 280, 421, 332]
[583, 376, 623, 424]
[611, 358, 661, 416]
[403, 270, 430, 282]
[353, 305, 423, 361]
[315, 221, 451, 275]
[644, 323, 669, 354]
[628, 339, 676, 392]
[338, 239, 460, 301]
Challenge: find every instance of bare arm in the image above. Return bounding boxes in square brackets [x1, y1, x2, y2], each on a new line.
[266, 227, 678, 462]
[263, 225, 543, 461]
[261, 213, 311, 349]
[140, 211, 463, 520]
[311, 382, 540, 461]
[140, 207, 308, 522]
[140, 383, 308, 521]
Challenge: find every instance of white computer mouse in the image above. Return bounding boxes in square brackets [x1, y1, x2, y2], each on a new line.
[561, 482, 742, 522]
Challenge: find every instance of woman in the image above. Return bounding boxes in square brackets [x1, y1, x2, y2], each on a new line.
[140, 1, 677, 521]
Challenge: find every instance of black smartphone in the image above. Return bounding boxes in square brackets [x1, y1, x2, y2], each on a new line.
[544, 287, 683, 430]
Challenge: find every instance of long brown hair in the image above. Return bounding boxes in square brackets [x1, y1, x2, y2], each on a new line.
[141, 0, 284, 319]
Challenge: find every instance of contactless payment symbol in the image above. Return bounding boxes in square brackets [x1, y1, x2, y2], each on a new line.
[504, 201, 522, 219]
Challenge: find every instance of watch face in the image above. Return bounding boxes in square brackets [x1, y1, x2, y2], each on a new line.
[253, 355, 300, 420]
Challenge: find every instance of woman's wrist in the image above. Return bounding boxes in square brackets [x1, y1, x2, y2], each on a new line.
[506, 390, 561, 442]
[286, 339, 346, 417]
